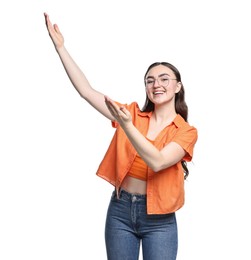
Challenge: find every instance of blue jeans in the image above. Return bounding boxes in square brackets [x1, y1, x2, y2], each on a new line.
[105, 189, 178, 260]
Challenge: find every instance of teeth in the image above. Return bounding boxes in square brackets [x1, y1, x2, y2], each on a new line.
[154, 91, 163, 94]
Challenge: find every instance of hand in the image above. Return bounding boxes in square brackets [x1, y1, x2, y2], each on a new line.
[104, 96, 132, 127]
[44, 12, 64, 50]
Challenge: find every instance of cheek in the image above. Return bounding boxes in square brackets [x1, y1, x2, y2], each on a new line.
[169, 86, 178, 94]
[145, 88, 151, 95]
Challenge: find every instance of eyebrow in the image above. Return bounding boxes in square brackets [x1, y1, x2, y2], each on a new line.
[146, 73, 170, 79]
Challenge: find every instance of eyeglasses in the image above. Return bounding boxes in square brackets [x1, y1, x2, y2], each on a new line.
[145, 76, 177, 88]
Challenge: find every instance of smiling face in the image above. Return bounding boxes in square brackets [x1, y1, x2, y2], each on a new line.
[145, 65, 181, 107]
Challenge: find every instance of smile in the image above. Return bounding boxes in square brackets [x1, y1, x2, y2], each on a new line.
[153, 91, 165, 95]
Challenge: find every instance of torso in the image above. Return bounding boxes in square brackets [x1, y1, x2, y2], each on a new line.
[121, 114, 176, 195]
[121, 175, 147, 195]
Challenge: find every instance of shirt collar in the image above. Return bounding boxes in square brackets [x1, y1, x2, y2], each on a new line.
[137, 110, 152, 118]
[137, 110, 185, 127]
[173, 114, 186, 127]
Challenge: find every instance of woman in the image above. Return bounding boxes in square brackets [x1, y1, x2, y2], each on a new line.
[44, 12, 198, 260]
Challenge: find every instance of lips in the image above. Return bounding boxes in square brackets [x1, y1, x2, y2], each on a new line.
[153, 91, 165, 95]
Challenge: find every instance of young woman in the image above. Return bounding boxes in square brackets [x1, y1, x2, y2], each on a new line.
[44, 13, 198, 260]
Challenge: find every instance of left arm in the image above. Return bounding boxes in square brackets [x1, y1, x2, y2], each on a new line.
[105, 96, 185, 172]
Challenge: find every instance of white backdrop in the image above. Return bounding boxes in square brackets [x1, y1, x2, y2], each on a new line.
[1, 0, 250, 259]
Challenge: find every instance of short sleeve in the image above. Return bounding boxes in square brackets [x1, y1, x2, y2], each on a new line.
[172, 126, 198, 161]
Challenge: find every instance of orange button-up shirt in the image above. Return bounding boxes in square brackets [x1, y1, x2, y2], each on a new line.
[96, 102, 198, 214]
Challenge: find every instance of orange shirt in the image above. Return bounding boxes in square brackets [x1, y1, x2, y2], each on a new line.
[127, 138, 154, 181]
[96, 102, 198, 214]
[127, 153, 148, 181]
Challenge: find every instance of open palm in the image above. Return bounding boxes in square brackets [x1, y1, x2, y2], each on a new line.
[44, 12, 64, 49]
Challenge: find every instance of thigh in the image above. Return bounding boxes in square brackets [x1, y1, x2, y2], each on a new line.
[141, 213, 178, 260]
[105, 191, 140, 260]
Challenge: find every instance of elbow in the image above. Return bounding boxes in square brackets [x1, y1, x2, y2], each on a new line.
[151, 162, 166, 173]
[150, 157, 174, 172]
[148, 155, 167, 172]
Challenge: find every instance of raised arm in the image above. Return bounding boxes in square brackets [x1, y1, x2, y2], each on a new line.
[44, 13, 114, 120]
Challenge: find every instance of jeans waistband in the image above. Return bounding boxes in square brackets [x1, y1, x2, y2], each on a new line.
[116, 188, 146, 202]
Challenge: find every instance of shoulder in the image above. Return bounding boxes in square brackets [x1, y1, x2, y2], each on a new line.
[124, 101, 140, 111]
[175, 115, 197, 131]
[173, 114, 198, 140]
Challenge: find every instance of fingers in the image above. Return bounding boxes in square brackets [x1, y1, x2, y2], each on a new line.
[119, 106, 128, 116]
[44, 12, 50, 26]
[44, 12, 64, 49]
[53, 24, 61, 34]
[104, 96, 118, 116]
[44, 12, 58, 33]
[104, 96, 117, 115]
[105, 97, 129, 122]
[44, 12, 53, 31]
[104, 96, 119, 113]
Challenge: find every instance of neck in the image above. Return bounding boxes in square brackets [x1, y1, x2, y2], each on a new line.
[152, 106, 177, 125]
[152, 110, 177, 125]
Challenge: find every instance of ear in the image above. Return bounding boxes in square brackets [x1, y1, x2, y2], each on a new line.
[175, 82, 182, 93]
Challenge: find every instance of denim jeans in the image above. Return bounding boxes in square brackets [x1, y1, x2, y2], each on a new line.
[105, 189, 178, 260]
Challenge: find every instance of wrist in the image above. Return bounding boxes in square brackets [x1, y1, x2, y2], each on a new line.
[122, 121, 134, 132]
[56, 44, 66, 53]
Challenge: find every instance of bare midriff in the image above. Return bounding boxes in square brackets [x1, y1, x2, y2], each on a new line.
[120, 175, 147, 195]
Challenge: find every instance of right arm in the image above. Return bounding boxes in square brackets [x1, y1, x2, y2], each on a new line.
[44, 12, 114, 120]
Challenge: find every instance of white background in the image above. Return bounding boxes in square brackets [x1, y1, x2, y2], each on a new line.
[0, 0, 250, 259]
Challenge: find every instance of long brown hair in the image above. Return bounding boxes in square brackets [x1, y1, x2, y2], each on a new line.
[142, 62, 189, 179]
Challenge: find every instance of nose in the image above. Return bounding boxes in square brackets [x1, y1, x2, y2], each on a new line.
[153, 78, 160, 87]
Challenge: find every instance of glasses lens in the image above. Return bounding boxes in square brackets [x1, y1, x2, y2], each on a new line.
[146, 79, 154, 88]
[145, 77, 171, 87]
[158, 76, 169, 87]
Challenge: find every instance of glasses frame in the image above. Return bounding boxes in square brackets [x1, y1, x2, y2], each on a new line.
[145, 76, 178, 88]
